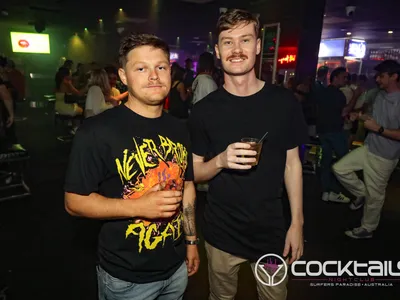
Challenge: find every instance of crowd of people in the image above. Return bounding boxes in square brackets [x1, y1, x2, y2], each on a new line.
[0, 7, 399, 300]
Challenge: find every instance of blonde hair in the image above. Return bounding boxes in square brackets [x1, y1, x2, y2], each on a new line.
[88, 69, 111, 96]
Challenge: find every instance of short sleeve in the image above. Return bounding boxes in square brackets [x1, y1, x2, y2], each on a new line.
[184, 132, 194, 181]
[85, 86, 104, 115]
[188, 104, 210, 157]
[64, 123, 107, 195]
[285, 93, 309, 150]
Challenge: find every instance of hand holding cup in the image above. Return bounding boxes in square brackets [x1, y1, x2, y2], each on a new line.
[216, 142, 258, 170]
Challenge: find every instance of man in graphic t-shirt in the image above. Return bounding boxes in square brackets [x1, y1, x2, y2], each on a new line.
[188, 9, 308, 300]
[64, 33, 199, 300]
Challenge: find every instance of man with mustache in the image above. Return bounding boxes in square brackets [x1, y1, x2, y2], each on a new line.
[188, 9, 308, 300]
[64, 33, 199, 300]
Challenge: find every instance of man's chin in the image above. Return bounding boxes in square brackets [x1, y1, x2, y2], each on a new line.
[224, 69, 253, 77]
[146, 97, 166, 106]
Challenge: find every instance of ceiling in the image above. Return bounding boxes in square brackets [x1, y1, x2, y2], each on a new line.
[322, 0, 400, 47]
[1, 0, 400, 50]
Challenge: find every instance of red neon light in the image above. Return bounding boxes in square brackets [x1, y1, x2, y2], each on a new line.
[18, 39, 30, 48]
[278, 54, 296, 64]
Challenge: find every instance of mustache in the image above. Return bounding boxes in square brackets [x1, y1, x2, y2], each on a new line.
[226, 54, 248, 61]
[146, 82, 165, 87]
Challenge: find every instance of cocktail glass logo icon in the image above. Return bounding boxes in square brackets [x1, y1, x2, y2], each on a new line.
[254, 254, 288, 286]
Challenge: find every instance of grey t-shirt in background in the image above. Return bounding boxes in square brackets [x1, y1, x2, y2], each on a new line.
[365, 91, 400, 160]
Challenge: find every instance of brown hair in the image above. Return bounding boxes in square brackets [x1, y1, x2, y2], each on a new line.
[216, 9, 260, 38]
[118, 33, 170, 67]
[88, 68, 111, 96]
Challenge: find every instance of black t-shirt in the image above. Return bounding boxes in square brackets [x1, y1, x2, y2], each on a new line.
[188, 84, 308, 261]
[64, 105, 194, 283]
[316, 85, 346, 134]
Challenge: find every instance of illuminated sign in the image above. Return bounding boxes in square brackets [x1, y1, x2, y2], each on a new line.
[10, 32, 50, 54]
[170, 52, 179, 60]
[318, 39, 345, 57]
[346, 40, 366, 58]
[278, 54, 296, 64]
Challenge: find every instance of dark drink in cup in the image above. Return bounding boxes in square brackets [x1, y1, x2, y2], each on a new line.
[241, 137, 262, 166]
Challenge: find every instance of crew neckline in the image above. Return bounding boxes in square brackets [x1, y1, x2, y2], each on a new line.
[121, 103, 166, 121]
[222, 82, 267, 99]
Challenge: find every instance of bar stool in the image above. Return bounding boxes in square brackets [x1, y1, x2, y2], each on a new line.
[0, 147, 30, 202]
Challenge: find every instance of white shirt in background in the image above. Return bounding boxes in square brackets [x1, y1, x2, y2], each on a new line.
[192, 74, 218, 105]
[85, 86, 113, 117]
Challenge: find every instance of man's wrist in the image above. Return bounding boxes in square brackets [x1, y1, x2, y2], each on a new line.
[378, 126, 385, 134]
[215, 153, 224, 170]
[291, 219, 304, 227]
[185, 237, 199, 245]
[185, 235, 198, 241]
[120, 198, 139, 218]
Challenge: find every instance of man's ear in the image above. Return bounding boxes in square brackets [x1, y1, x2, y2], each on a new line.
[215, 44, 221, 60]
[118, 67, 127, 86]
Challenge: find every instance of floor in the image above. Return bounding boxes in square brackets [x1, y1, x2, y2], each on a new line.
[0, 102, 399, 300]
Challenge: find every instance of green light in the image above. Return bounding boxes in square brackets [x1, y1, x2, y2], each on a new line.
[84, 28, 88, 31]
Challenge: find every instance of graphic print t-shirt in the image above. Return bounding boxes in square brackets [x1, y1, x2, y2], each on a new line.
[65, 105, 193, 283]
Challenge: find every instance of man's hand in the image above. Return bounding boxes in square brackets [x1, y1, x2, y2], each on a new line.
[216, 142, 257, 170]
[186, 245, 200, 276]
[133, 183, 182, 219]
[6, 115, 14, 128]
[364, 118, 380, 132]
[283, 224, 304, 264]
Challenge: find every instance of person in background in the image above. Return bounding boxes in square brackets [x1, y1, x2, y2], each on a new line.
[55, 67, 84, 117]
[72, 63, 88, 90]
[212, 65, 224, 87]
[85, 69, 118, 118]
[333, 60, 400, 239]
[183, 58, 195, 89]
[63, 59, 74, 71]
[350, 73, 359, 91]
[340, 73, 355, 139]
[191, 52, 218, 106]
[304, 67, 328, 139]
[64, 33, 199, 300]
[104, 65, 128, 102]
[0, 57, 17, 148]
[5, 60, 25, 103]
[317, 67, 357, 204]
[189, 9, 307, 300]
[0, 63, 14, 147]
[169, 65, 190, 119]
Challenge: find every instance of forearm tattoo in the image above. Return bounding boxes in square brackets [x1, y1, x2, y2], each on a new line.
[183, 203, 196, 237]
